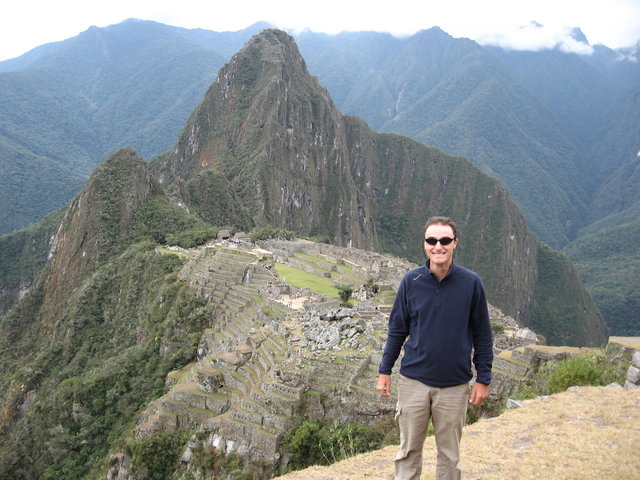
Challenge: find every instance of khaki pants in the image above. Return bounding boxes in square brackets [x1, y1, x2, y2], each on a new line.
[395, 374, 470, 480]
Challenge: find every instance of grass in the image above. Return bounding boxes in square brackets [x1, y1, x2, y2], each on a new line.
[155, 246, 191, 258]
[274, 263, 340, 298]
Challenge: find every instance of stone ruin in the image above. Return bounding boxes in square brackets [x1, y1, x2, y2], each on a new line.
[108, 239, 640, 480]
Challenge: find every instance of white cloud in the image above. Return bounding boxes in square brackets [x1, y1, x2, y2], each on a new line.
[1, 0, 639, 61]
[476, 22, 595, 54]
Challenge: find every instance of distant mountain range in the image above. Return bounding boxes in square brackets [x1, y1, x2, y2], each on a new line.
[0, 19, 638, 335]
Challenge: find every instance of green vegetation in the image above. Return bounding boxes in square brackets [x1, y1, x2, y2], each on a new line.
[564, 220, 640, 336]
[131, 194, 217, 247]
[183, 170, 253, 230]
[0, 207, 65, 314]
[0, 20, 228, 235]
[282, 419, 385, 471]
[515, 349, 626, 401]
[337, 284, 354, 307]
[274, 263, 341, 298]
[248, 225, 296, 242]
[0, 240, 208, 480]
[528, 244, 607, 347]
[165, 226, 218, 248]
[127, 431, 189, 480]
[491, 323, 505, 334]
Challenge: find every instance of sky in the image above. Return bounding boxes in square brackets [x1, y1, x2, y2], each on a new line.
[1, 0, 639, 61]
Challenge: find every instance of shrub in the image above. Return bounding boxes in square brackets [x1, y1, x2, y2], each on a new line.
[248, 225, 295, 242]
[490, 322, 505, 334]
[165, 225, 218, 248]
[127, 430, 188, 480]
[515, 351, 626, 400]
[546, 354, 621, 394]
[283, 419, 384, 471]
[336, 284, 353, 306]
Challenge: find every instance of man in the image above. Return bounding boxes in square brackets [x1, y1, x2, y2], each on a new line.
[377, 216, 493, 480]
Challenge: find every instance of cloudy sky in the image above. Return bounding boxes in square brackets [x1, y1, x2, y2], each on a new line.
[1, 0, 639, 61]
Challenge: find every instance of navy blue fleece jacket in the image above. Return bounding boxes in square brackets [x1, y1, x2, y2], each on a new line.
[378, 261, 493, 387]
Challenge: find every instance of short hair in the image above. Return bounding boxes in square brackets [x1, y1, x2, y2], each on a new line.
[422, 216, 458, 239]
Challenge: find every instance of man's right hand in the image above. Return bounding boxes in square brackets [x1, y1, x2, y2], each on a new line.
[376, 373, 392, 397]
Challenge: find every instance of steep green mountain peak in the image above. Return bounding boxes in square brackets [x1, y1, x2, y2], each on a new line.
[42, 148, 154, 319]
[155, 29, 375, 246]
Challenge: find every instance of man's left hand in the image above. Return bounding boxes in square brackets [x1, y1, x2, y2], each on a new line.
[469, 382, 490, 405]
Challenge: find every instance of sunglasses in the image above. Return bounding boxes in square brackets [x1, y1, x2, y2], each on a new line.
[424, 237, 455, 246]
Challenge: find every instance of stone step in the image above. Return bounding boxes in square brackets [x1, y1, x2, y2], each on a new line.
[169, 383, 230, 414]
[255, 343, 276, 371]
[495, 351, 532, 377]
[237, 308, 263, 329]
[201, 326, 237, 355]
[228, 313, 256, 336]
[222, 297, 244, 313]
[248, 390, 296, 417]
[263, 411, 291, 434]
[231, 407, 263, 426]
[221, 370, 253, 395]
[227, 287, 253, 302]
[249, 271, 277, 283]
[511, 346, 538, 364]
[236, 363, 259, 386]
[301, 355, 355, 374]
[262, 337, 288, 362]
[240, 395, 269, 416]
[353, 375, 379, 392]
[264, 301, 292, 319]
[261, 380, 303, 401]
[221, 316, 243, 338]
[234, 284, 260, 297]
[211, 413, 280, 457]
[309, 371, 349, 387]
[225, 291, 249, 308]
[206, 270, 237, 285]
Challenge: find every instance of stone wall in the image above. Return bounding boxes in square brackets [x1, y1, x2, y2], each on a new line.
[609, 337, 640, 389]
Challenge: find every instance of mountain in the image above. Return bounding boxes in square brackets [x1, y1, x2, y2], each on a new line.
[0, 29, 610, 479]
[1, 20, 636, 333]
[295, 28, 586, 244]
[0, 19, 257, 235]
[152, 29, 605, 345]
[292, 29, 640, 336]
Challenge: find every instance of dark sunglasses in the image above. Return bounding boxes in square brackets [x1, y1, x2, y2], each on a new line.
[424, 237, 455, 246]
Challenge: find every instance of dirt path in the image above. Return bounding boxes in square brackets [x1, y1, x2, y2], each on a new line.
[275, 386, 640, 480]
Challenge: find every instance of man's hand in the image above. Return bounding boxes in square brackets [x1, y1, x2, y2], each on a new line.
[469, 382, 490, 405]
[376, 374, 392, 397]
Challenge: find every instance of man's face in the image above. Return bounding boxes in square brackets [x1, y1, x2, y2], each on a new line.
[423, 224, 458, 268]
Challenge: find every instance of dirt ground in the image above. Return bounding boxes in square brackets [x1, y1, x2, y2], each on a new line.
[274, 386, 640, 480]
[273, 293, 310, 310]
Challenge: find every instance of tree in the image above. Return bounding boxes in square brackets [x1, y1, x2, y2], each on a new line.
[336, 284, 353, 306]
